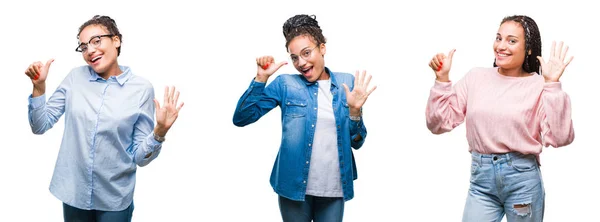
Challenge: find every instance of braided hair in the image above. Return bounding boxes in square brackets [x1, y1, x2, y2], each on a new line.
[77, 15, 123, 56]
[282, 14, 326, 50]
[493, 15, 541, 74]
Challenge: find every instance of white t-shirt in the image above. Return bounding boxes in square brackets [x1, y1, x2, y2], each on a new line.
[305, 79, 343, 197]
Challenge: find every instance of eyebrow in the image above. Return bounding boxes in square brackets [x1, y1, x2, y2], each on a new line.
[496, 33, 520, 39]
[290, 46, 313, 56]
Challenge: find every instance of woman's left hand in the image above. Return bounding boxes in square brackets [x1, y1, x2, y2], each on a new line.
[154, 86, 184, 137]
[537, 41, 574, 82]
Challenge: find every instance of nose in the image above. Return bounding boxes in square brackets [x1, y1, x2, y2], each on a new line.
[497, 40, 508, 50]
[296, 56, 308, 67]
[86, 45, 97, 57]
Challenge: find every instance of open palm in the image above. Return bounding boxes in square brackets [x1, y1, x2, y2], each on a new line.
[343, 70, 377, 109]
[154, 86, 184, 136]
[537, 41, 574, 82]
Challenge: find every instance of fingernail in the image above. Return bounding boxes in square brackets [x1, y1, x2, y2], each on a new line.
[437, 66, 442, 71]
[34, 75, 39, 80]
[440, 62, 443, 65]
[262, 63, 270, 69]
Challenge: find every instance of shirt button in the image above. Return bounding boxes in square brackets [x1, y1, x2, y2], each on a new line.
[314, 93, 317, 95]
[312, 124, 315, 127]
[314, 107, 317, 110]
[303, 180, 306, 184]
[306, 161, 309, 164]
[309, 144, 312, 147]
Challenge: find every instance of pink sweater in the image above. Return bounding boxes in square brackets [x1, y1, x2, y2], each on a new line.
[426, 67, 574, 157]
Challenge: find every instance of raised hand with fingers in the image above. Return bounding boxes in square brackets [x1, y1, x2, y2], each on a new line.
[428, 49, 456, 82]
[342, 70, 377, 115]
[537, 41, 574, 82]
[255, 55, 288, 83]
[153, 86, 184, 138]
[24, 59, 55, 97]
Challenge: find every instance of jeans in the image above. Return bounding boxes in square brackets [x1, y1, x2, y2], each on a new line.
[279, 195, 344, 222]
[63, 201, 134, 222]
[463, 151, 544, 222]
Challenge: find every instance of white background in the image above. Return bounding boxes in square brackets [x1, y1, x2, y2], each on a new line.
[1, 0, 598, 221]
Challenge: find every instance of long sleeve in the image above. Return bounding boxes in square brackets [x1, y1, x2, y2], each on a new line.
[131, 86, 162, 167]
[232, 77, 282, 127]
[425, 77, 468, 134]
[28, 74, 71, 135]
[349, 115, 367, 149]
[538, 82, 574, 148]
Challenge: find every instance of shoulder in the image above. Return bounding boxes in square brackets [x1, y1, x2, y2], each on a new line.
[330, 71, 355, 85]
[272, 74, 305, 88]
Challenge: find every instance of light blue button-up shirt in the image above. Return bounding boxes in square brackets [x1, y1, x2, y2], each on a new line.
[28, 65, 162, 211]
[233, 67, 367, 201]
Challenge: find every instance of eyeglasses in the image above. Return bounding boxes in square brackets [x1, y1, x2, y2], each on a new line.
[289, 45, 319, 64]
[75, 34, 115, 53]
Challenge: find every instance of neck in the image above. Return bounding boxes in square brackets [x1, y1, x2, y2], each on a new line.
[317, 67, 330, 80]
[498, 67, 528, 77]
[98, 63, 122, 79]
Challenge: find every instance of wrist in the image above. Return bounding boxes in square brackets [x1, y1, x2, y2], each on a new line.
[349, 107, 362, 117]
[435, 76, 450, 82]
[255, 75, 269, 83]
[154, 127, 167, 138]
[33, 84, 46, 96]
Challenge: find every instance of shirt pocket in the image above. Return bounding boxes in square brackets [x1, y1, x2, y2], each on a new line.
[284, 99, 307, 118]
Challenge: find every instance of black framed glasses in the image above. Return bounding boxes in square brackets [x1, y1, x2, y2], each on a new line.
[75, 34, 115, 53]
[289, 45, 319, 64]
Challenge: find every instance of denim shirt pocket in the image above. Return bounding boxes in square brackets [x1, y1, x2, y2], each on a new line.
[284, 99, 307, 118]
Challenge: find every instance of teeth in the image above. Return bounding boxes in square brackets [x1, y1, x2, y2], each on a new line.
[91, 56, 102, 62]
[302, 67, 311, 72]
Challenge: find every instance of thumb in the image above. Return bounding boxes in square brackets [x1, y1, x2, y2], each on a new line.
[342, 83, 350, 95]
[44, 59, 55, 70]
[274, 61, 288, 70]
[447, 49, 456, 63]
[536, 56, 545, 66]
[153, 99, 161, 110]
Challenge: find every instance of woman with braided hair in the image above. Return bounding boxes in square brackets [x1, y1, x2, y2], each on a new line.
[426, 15, 574, 221]
[233, 14, 376, 221]
[23, 15, 184, 222]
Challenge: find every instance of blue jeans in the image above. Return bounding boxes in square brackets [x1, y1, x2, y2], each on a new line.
[63, 202, 134, 222]
[463, 151, 544, 222]
[279, 195, 344, 222]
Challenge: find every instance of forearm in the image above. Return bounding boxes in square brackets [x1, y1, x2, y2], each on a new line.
[32, 83, 46, 98]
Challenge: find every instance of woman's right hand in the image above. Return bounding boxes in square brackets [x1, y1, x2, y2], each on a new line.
[428, 49, 455, 82]
[25, 59, 54, 85]
[255, 56, 287, 83]
[25, 59, 54, 96]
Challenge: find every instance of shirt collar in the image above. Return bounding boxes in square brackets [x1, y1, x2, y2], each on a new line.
[88, 65, 132, 86]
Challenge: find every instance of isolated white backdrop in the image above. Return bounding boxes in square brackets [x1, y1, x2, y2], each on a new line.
[0, 0, 597, 221]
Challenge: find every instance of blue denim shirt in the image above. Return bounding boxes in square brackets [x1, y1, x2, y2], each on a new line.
[233, 67, 367, 201]
[28, 66, 162, 211]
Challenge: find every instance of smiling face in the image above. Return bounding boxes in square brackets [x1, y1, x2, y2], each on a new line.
[78, 25, 121, 75]
[287, 35, 328, 82]
[493, 21, 528, 72]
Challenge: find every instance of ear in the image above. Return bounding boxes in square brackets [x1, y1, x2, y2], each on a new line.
[319, 43, 326, 56]
[112, 36, 121, 48]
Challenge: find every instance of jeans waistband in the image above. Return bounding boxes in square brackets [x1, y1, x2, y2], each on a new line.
[471, 151, 537, 165]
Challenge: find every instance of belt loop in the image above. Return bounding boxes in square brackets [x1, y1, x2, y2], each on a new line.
[505, 153, 511, 164]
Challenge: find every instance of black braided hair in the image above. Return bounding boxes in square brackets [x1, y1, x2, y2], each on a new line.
[77, 15, 123, 56]
[493, 15, 541, 74]
[282, 14, 326, 50]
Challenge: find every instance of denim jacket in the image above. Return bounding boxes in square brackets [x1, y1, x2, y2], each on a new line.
[233, 67, 367, 201]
